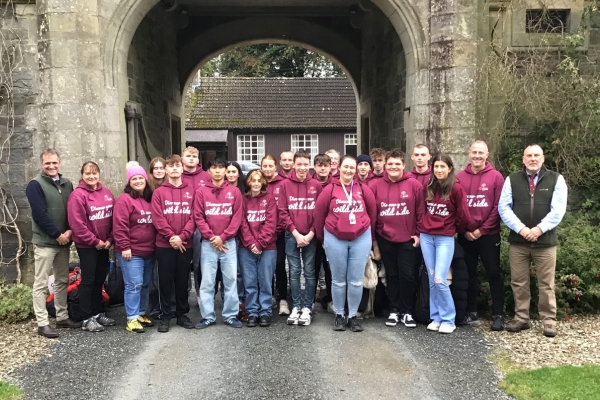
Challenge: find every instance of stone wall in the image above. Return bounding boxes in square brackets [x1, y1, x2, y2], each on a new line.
[126, 4, 181, 166]
[360, 7, 407, 151]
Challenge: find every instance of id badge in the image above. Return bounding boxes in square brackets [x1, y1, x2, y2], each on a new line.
[349, 213, 356, 225]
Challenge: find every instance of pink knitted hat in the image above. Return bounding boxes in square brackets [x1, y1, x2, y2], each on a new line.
[126, 165, 148, 182]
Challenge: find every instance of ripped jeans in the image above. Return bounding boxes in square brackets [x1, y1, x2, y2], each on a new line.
[115, 254, 155, 321]
[324, 228, 372, 318]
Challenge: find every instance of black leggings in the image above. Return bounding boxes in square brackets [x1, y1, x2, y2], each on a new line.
[77, 247, 109, 320]
[377, 236, 418, 314]
[155, 247, 192, 318]
[274, 233, 288, 301]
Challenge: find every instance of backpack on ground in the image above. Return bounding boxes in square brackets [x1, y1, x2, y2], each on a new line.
[105, 260, 125, 306]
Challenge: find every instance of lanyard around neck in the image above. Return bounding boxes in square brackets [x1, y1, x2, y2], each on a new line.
[341, 180, 354, 206]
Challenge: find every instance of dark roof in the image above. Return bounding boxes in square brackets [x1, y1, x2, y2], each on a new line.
[185, 77, 356, 129]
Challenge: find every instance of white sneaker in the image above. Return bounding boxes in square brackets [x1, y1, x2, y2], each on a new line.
[327, 301, 335, 315]
[287, 307, 300, 325]
[279, 300, 290, 316]
[298, 307, 312, 326]
[385, 312, 399, 327]
[439, 324, 456, 334]
[400, 313, 417, 328]
[427, 321, 441, 332]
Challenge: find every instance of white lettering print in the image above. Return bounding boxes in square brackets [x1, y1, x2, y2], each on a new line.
[205, 202, 233, 216]
[288, 196, 316, 211]
[247, 210, 266, 222]
[466, 195, 489, 208]
[163, 200, 191, 215]
[333, 199, 364, 214]
[137, 210, 152, 224]
[379, 203, 411, 217]
[89, 204, 113, 221]
[427, 202, 449, 217]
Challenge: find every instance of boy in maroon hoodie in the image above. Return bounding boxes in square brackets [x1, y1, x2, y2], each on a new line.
[194, 156, 244, 329]
[279, 151, 322, 326]
[151, 155, 196, 333]
[356, 154, 375, 184]
[369, 148, 386, 179]
[410, 144, 432, 186]
[368, 149, 425, 329]
[456, 141, 506, 331]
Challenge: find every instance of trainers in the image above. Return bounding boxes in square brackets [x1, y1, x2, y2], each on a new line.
[491, 315, 504, 331]
[56, 318, 82, 329]
[195, 319, 216, 329]
[225, 318, 243, 328]
[427, 321, 441, 332]
[346, 316, 364, 332]
[298, 307, 312, 326]
[158, 319, 170, 333]
[385, 312, 400, 327]
[138, 315, 154, 327]
[439, 324, 456, 334]
[82, 317, 104, 332]
[279, 300, 290, 316]
[259, 315, 271, 327]
[247, 316, 258, 327]
[400, 314, 417, 328]
[506, 319, 531, 333]
[176, 315, 195, 329]
[333, 314, 346, 331]
[126, 319, 145, 333]
[95, 313, 115, 326]
[466, 312, 480, 326]
[287, 307, 300, 325]
[543, 324, 557, 338]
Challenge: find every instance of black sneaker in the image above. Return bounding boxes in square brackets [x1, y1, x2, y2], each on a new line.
[176, 315, 194, 329]
[96, 313, 116, 326]
[259, 315, 271, 327]
[491, 315, 504, 331]
[158, 319, 170, 333]
[385, 312, 399, 327]
[466, 312, 480, 326]
[346, 316, 363, 332]
[333, 314, 346, 331]
[247, 316, 258, 327]
[400, 313, 417, 328]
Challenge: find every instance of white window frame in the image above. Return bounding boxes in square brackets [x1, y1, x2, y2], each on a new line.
[344, 133, 358, 155]
[237, 135, 265, 164]
[291, 134, 319, 166]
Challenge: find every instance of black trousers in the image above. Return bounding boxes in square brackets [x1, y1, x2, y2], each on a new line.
[77, 247, 109, 320]
[457, 233, 504, 316]
[314, 240, 332, 302]
[274, 233, 288, 301]
[377, 235, 418, 314]
[155, 247, 192, 318]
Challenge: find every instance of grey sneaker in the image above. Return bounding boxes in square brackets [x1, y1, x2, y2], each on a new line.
[465, 312, 480, 326]
[82, 317, 105, 332]
[96, 313, 116, 326]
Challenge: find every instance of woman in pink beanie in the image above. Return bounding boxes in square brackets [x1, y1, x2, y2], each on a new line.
[113, 165, 157, 333]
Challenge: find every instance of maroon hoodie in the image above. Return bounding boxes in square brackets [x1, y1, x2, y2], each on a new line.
[182, 166, 211, 191]
[411, 166, 431, 187]
[368, 171, 425, 243]
[151, 181, 195, 248]
[312, 172, 334, 187]
[356, 171, 376, 185]
[194, 180, 243, 241]
[67, 181, 114, 248]
[456, 162, 504, 236]
[240, 192, 278, 251]
[278, 170, 322, 235]
[314, 179, 376, 243]
[266, 174, 286, 205]
[113, 193, 156, 257]
[421, 182, 473, 236]
[278, 169, 292, 179]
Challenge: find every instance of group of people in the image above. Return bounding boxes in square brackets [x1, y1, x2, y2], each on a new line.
[27, 140, 567, 339]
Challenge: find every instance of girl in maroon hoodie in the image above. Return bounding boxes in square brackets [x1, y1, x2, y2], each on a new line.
[420, 154, 471, 334]
[239, 170, 278, 327]
[113, 166, 156, 333]
[67, 161, 115, 333]
[314, 155, 377, 332]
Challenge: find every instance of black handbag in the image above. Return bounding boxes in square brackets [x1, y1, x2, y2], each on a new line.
[105, 260, 125, 306]
[413, 262, 431, 325]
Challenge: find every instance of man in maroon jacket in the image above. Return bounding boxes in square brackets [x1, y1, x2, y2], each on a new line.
[410, 144, 431, 186]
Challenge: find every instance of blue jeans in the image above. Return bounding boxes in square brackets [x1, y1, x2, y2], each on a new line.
[324, 228, 372, 318]
[200, 239, 239, 322]
[285, 232, 317, 309]
[239, 248, 276, 316]
[115, 254, 155, 320]
[420, 233, 456, 326]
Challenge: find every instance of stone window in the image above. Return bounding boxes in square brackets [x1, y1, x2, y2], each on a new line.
[526, 9, 570, 34]
[344, 133, 358, 157]
[237, 135, 265, 164]
[291, 134, 319, 166]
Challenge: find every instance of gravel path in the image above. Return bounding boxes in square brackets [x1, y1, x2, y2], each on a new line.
[8, 297, 508, 400]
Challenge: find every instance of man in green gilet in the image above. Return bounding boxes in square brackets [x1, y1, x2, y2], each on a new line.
[498, 144, 568, 338]
[25, 149, 81, 338]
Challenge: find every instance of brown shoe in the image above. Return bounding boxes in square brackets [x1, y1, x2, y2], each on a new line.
[543, 324, 557, 338]
[37, 325, 59, 338]
[56, 318, 83, 329]
[237, 302, 249, 323]
[505, 319, 531, 333]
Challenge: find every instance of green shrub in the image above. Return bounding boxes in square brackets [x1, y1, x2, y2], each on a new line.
[0, 283, 33, 324]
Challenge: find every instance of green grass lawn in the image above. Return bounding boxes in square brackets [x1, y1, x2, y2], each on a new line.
[0, 382, 22, 400]
[500, 365, 600, 400]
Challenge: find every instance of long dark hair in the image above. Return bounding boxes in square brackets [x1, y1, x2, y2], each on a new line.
[124, 181, 152, 203]
[147, 157, 166, 191]
[226, 161, 246, 192]
[426, 153, 456, 201]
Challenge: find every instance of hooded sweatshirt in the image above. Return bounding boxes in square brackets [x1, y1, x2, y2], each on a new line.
[278, 170, 322, 235]
[240, 192, 278, 251]
[67, 181, 114, 248]
[456, 161, 505, 236]
[182, 166, 211, 191]
[113, 193, 156, 257]
[411, 166, 431, 187]
[356, 170, 376, 185]
[194, 180, 243, 241]
[266, 174, 286, 205]
[314, 178, 376, 243]
[368, 171, 425, 243]
[151, 180, 196, 248]
[421, 182, 473, 236]
[312, 172, 334, 187]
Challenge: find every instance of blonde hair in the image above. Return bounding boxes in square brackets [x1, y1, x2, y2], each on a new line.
[244, 170, 268, 195]
[183, 146, 199, 156]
